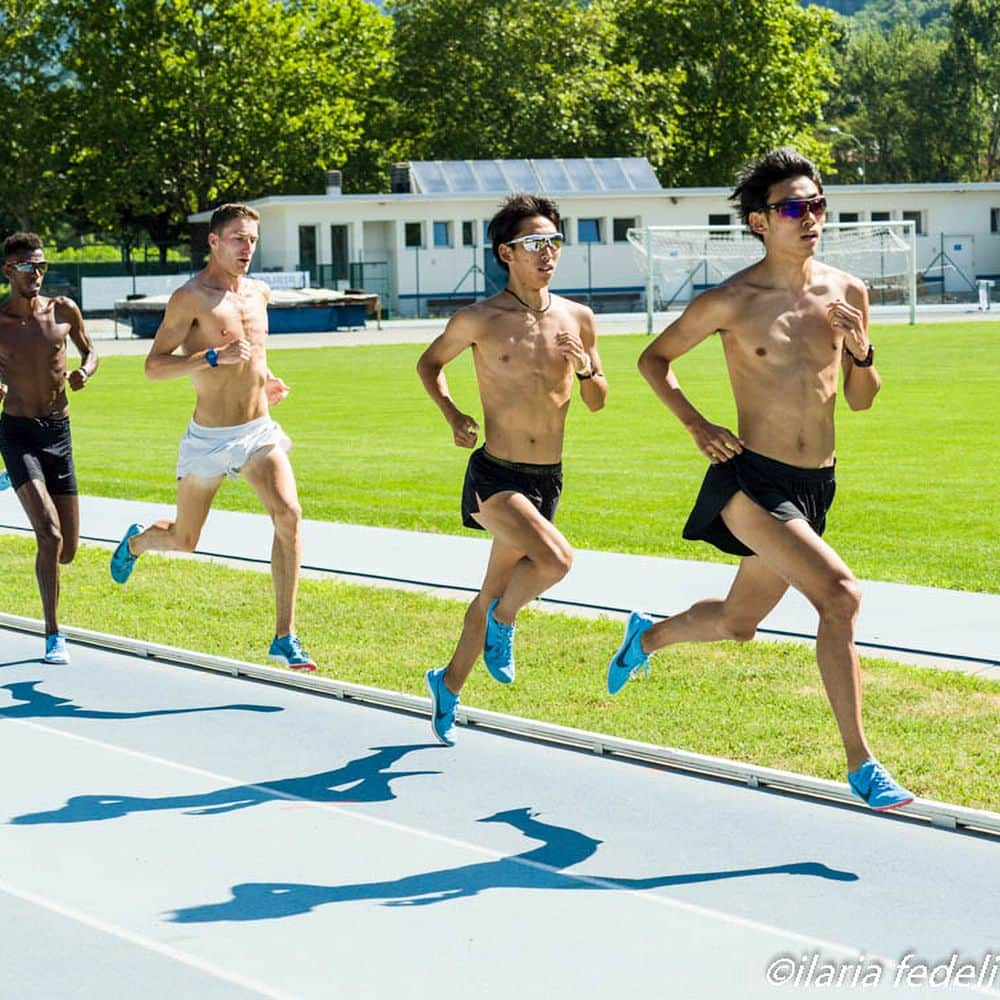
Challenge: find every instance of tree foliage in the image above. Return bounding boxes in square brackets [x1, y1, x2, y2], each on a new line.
[386, 0, 679, 169]
[611, 0, 840, 185]
[0, 1, 73, 234]
[58, 0, 393, 256]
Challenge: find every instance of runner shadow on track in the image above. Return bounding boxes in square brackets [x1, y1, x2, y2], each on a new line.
[0, 660, 40, 669]
[167, 806, 858, 923]
[0, 680, 283, 723]
[10, 744, 440, 825]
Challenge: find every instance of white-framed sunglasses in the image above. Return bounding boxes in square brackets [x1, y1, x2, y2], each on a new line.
[505, 233, 564, 253]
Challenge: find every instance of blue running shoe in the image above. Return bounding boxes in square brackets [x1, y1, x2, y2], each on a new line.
[0, 469, 10, 491]
[43, 632, 70, 664]
[848, 758, 914, 811]
[268, 633, 317, 672]
[110, 523, 144, 584]
[425, 667, 459, 746]
[483, 598, 515, 683]
[607, 611, 655, 695]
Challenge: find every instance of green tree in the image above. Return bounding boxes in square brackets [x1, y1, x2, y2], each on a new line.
[611, 0, 840, 186]
[824, 24, 948, 182]
[386, 0, 678, 168]
[59, 0, 393, 260]
[940, 0, 1000, 180]
[0, 1, 73, 236]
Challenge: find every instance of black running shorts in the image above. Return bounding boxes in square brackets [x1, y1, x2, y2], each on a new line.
[0, 413, 78, 495]
[461, 446, 563, 530]
[683, 448, 836, 557]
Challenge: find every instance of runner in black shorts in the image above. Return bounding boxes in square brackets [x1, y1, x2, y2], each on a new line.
[461, 447, 562, 530]
[606, 149, 912, 811]
[416, 194, 608, 746]
[0, 232, 97, 665]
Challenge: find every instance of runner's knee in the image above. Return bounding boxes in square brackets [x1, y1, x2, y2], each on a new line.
[719, 617, 757, 643]
[271, 498, 302, 536]
[536, 540, 573, 584]
[59, 539, 77, 564]
[816, 576, 862, 624]
[35, 519, 62, 555]
[174, 528, 201, 553]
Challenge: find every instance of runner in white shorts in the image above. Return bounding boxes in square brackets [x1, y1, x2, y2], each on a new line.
[109, 204, 316, 671]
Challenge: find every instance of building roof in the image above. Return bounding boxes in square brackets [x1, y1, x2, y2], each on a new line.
[405, 158, 663, 195]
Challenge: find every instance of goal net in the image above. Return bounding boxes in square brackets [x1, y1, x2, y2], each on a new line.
[628, 221, 917, 332]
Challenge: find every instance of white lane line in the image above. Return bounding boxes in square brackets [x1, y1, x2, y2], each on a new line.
[0, 878, 292, 1000]
[12, 714, 999, 999]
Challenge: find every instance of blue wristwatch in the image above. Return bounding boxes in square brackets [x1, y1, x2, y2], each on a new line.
[205, 348, 219, 368]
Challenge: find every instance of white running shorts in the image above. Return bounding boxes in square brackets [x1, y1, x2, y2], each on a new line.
[176, 415, 291, 480]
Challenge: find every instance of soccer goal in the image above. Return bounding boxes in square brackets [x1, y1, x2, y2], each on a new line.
[628, 221, 917, 333]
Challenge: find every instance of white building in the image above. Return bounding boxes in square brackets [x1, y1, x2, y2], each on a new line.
[190, 160, 1000, 316]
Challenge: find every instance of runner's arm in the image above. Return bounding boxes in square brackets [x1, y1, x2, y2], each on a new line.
[638, 289, 744, 461]
[835, 282, 881, 410]
[60, 297, 98, 389]
[565, 306, 607, 412]
[416, 311, 481, 448]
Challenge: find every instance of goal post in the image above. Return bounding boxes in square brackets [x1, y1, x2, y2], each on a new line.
[629, 221, 918, 334]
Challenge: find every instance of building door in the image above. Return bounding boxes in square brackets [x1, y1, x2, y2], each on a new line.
[330, 225, 349, 286]
[939, 235, 976, 294]
[298, 225, 318, 285]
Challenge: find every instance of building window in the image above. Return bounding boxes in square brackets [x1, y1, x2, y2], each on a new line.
[560, 218, 571, 244]
[902, 210, 924, 236]
[613, 217, 636, 243]
[838, 212, 860, 224]
[707, 213, 732, 239]
[433, 221, 452, 248]
[404, 222, 424, 248]
[462, 221, 476, 247]
[991, 208, 1000, 234]
[871, 211, 891, 223]
[578, 218, 603, 243]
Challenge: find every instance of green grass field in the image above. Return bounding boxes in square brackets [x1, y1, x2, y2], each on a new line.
[72, 321, 998, 591]
[1, 537, 997, 811]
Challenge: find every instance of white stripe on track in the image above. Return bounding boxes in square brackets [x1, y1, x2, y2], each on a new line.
[0, 877, 293, 999]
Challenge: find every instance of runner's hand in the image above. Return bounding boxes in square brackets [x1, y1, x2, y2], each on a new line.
[689, 418, 743, 464]
[0, 382, 6, 403]
[827, 299, 868, 360]
[219, 338, 252, 365]
[555, 330, 590, 375]
[67, 368, 89, 392]
[265, 375, 290, 405]
[448, 411, 479, 449]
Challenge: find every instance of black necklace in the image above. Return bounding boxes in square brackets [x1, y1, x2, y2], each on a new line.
[505, 287, 551, 314]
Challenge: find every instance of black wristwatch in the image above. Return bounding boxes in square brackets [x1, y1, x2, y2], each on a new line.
[205, 348, 219, 368]
[849, 345, 874, 367]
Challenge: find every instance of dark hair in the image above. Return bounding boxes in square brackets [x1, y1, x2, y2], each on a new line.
[3, 231, 43, 259]
[730, 148, 823, 242]
[488, 194, 561, 273]
[209, 203, 260, 235]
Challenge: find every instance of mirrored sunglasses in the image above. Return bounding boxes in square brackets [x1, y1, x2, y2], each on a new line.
[766, 196, 827, 221]
[11, 260, 49, 275]
[506, 233, 564, 253]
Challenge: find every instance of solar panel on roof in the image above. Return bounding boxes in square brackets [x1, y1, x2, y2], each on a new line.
[406, 157, 661, 194]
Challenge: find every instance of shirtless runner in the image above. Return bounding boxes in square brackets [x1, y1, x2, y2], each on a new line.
[607, 148, 913, 811]
[0, 232, 98, 664]
[418, 194, 608, 745]
[109, 204, 315, 670]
